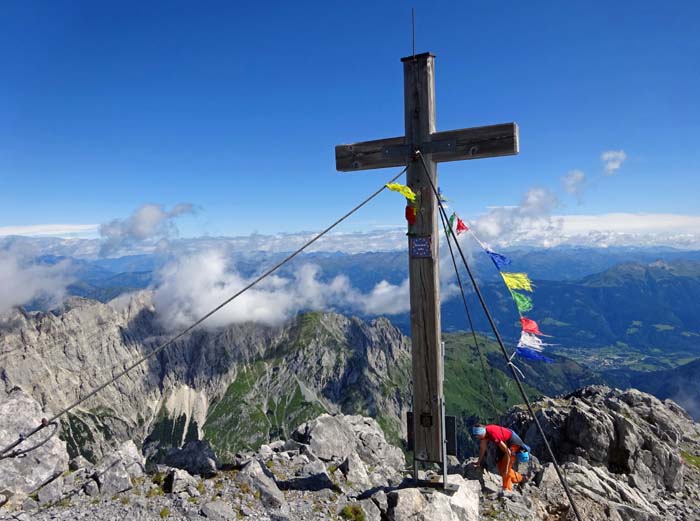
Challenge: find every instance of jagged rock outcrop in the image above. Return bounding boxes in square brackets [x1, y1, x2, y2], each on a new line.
[292, 413, 356, 461]
[481, 386, 700, 520]
[3, 393, 699, 520]
[506, 386, 696, 491]
[0, 388, 69, 506]
[4, 292, 700, 520]
[0, 293, 411, 464]
[291, 413, 406, 492]
[387, 475, 480, 521]
[1, 413, 479, 520]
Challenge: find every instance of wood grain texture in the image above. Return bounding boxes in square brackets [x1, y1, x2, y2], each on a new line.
[404, 54, 444, 463]
[431, 123, 519, 162]
[335, 136, 405, 171]
[334, 123, 517, 171]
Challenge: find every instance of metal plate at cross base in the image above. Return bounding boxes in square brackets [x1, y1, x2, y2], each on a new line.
[413, 480, 460, 494]
[392, 477, 460, 495]
[407, 412, 457, 456]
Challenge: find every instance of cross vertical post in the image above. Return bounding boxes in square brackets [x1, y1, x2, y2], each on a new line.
[402, 53, 443, 463]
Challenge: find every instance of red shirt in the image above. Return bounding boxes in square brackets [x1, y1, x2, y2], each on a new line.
[485, 425, 512, 444]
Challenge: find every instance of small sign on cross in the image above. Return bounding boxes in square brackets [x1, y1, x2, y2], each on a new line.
[409, 236, 432, 259]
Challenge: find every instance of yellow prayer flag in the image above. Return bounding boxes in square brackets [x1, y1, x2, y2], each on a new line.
[501, 272, 534, 292]
[385, 183, 416, 202]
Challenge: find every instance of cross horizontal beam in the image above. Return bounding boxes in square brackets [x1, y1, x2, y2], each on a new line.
[335, 122, 518, 172]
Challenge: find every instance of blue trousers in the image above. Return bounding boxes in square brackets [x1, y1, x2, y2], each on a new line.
[508, 431, 526, 449]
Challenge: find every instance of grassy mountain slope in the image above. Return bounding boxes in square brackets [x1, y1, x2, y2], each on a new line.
[165, 312, 414, 461]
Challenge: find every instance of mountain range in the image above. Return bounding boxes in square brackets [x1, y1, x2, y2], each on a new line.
[3, 244, 700, 452]
[0, 289, 613, 465]
[37, 247, 700, 368]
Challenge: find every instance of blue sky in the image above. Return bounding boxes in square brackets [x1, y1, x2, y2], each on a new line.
[1, 1, 699, 239]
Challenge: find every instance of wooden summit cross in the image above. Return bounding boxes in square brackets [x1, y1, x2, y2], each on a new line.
[335, 53, 518, 466]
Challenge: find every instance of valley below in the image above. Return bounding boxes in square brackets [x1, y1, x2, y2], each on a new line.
[2, 243, 700, 519]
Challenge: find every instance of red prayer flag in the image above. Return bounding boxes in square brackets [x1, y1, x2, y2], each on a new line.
[520, 317, 544, 336]
[456, 218, 469, 235]
[405, 206, 417, 225]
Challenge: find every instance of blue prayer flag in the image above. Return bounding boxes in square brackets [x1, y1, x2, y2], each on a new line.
[486, 250, 512, 270]
[516, 347, 554, 363]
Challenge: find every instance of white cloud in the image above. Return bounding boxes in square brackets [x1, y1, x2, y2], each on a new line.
[170, 229, 409, 256]
[360, 279, 411, 315]
[0, 224, 98, 237]
[557, 213, 700, 235]
[601, 150, 627, 175]
[472, 212, 700, 249]
[562, 170, 586, 202]
[99, 203, 194, 256]
[152, 250, 414, 329]
[469, 188, 560, 247]
[4, 208, 700, 266]
[0, 251, 73, 314]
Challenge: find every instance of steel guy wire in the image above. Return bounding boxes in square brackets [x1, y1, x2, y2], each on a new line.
[0, 165, 408, 460]
[415, 151, 583, 521]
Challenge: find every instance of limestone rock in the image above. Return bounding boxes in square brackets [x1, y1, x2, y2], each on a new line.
[279, 471, 337, 492]
[236, 459, 288, 511]
[345, 415, 406, 471]
[163, 468, 198, 494]
[359, 498, 382, 521]
[0, 388, 69, 498]
[339, 451, 372, 492]
[200, 500, 237, 520]
[83, 479, 99, 496]
[387, 476, 481, 521]
[371, 489, 389, 514]
[387, 487, 427, 520]
[292, 414, 356, 462]
[69, 455, 93, 471]
[115, 440, 146, 478]
[37, 477, 63, 506]
[258, 444, 274, 460]
[96, 460, 131, 496]
[504, 386, 697, 498]
[446, 474, 480, 521]
[446, 455, 462, 474]
[20, 497, 39, 512]
[300, 459, 326, 477]
[268, 440, 285, 452]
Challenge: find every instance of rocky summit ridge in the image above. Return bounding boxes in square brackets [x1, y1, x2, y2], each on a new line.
[1, 384, 699, 520]
[1, 294, 700, 519]
[488, 385, 700, 520]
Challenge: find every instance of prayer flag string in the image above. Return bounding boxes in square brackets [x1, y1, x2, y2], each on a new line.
[438, 190, 554, 363]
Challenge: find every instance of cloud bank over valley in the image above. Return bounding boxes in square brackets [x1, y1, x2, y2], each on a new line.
[152, 250, 413, 329]
[0, 250, 73, 314]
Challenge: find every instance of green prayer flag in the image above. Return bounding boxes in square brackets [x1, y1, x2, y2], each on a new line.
[511, 291, 533, 313]
[448, 212, 456, 230]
